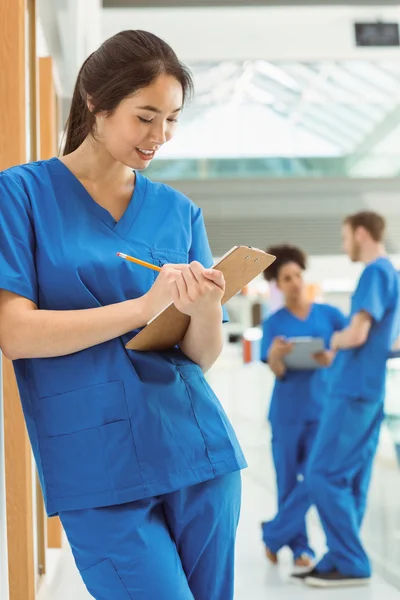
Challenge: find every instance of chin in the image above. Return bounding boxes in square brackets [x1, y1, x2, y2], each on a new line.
[124, 161, 147, 172]
[117, 153, 151, 171]
[136, 161, 151, 171]
[129, 158, 152, 171]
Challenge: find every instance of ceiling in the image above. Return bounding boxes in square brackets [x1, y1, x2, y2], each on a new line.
[151, 59, 400, 174]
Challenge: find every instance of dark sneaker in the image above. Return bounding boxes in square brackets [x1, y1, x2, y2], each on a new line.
[305, 570, 371, 588]
[290, 568, 319, 584]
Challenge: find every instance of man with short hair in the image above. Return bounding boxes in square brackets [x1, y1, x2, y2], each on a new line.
[299, 211, 400, 588]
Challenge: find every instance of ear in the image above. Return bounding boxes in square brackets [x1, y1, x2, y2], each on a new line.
[86, 96, 95, 113]
[355, 226, 367, 242]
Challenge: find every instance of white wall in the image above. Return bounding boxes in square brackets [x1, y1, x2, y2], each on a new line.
[102, 6, 400, 62]
[37, 0, 102, 98]
[165, 176, 400, 256]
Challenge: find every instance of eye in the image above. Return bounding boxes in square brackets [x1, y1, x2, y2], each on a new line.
[138, 116, 153, 124]
[167, 118, 179, 123]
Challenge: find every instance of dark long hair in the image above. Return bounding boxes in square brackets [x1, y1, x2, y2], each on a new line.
[63, 30, 193, 155]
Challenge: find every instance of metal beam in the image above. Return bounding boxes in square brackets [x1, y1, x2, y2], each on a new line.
[347, 104, 400, 171]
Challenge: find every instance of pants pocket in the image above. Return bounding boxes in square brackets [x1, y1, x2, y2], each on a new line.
[80, 558, 132, 600]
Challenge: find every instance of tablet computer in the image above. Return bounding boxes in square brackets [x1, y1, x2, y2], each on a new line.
[283, 337, 325, 370]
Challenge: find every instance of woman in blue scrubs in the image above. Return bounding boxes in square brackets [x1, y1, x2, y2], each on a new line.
[260, 245, 346, 568]
[0, 31, 246, 600]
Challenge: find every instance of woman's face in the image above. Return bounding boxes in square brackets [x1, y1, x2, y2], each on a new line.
[95, 73, 183, 169]
[276, 261, 306, 303]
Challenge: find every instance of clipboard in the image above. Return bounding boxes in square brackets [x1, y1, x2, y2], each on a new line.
[283, 337, 325, 370]
[126, 246, 276, 352]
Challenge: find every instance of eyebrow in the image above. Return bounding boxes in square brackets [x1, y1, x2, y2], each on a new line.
[136, 105, 182, 114]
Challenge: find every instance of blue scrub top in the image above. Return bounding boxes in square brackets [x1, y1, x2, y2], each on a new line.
[261, 303, 346, 427]
[0, 158, 246, 516]
[330, 257, 400, 402]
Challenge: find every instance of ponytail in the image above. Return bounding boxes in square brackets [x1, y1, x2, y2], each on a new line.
[62, 54, 95, 155]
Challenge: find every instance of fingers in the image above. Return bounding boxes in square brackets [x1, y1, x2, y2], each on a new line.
[160, 264, 184, 284]
[180, 265, 199, 300]
[163, 262, 203, 277]
[174, 271, 188, 303]
[312, 351, 331, 366]
[162, 262, 224, 308]
[189, 261, 205, 282]
[203, 268, 225, 291]
[163, 262, 225, 291]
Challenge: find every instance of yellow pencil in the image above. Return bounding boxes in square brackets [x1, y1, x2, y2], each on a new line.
[117, 252, 162, 272]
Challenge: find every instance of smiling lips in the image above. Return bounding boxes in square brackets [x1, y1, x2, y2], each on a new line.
[136, 147, 156, 161]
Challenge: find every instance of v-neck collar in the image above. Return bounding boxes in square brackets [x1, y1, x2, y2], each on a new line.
[50, 157, 147, 239]
[285, 303, 314, 323]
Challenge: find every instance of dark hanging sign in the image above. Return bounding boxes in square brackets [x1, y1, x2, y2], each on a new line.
[355, 22, 400, 47]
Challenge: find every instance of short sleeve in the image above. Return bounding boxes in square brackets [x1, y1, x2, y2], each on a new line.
[189, 206, 229, 323]
[261, 318, 274, 364]
[352, 265, 388, 323]
[0, 172, 38, 304]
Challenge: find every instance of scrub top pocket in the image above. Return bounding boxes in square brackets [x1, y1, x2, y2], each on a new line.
[36, 381, 143, 500]
[150, 249, 189, 280]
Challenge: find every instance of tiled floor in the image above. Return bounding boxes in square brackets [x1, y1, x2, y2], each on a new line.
[39, 346, 400, 600]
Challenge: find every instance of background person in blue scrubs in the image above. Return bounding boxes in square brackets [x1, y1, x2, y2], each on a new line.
[299, 212, 400, 589]
[260, 245, 346, 568]
[0, 31, 247, 600]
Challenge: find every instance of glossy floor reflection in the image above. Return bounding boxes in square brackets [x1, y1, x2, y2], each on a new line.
[40, 345, 400, 600]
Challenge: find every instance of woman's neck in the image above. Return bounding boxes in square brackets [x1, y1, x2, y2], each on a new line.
[62, 137, 133, 187]
[285, 297, 311, 317]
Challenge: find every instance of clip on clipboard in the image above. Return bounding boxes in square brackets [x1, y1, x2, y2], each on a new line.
[126, 245, 276, 352]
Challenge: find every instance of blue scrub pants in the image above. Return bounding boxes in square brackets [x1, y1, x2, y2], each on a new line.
[262, 420, 319, 559]
[59, 472, 241, 600]
[307, 395, 384, 578]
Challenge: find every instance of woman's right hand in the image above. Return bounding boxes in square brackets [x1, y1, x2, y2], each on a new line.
[268, 337, 293, 361]
[142, 264, 185, 322]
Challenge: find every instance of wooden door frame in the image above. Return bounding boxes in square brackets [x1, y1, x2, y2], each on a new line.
[38, 54, 63, 551]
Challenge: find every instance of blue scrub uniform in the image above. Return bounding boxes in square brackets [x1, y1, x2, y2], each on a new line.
[260, 304, 346, 559]
[0, 159, 246, 599]
[307, 257, 400, 578]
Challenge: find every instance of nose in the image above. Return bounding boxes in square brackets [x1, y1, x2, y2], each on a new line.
[150, 121, 168, 146]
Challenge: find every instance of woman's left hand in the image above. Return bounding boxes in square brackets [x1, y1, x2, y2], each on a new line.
[313, 350, 335, 367]
[172, 262, 225, 320]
